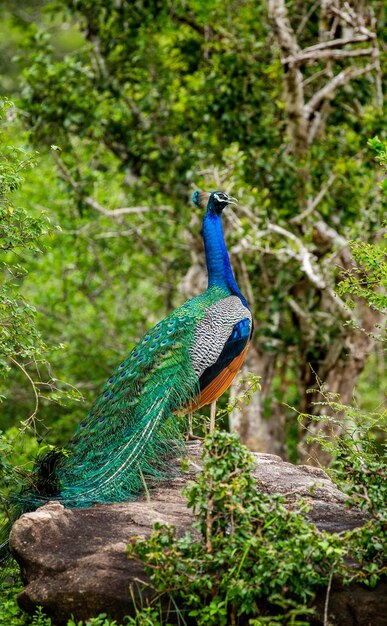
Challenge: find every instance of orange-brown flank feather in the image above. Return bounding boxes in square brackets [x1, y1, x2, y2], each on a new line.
[190, 342, 250, 410]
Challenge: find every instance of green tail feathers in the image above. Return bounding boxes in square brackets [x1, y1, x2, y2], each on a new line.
[52, 385, 190, 507]
[0, 348, 197, 564]
[16, 306, 201, 510]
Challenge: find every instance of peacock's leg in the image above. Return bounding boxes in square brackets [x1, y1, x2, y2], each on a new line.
[209, 401, 216, 433]
[188, 411, 193, 439]
[186, 411, 203, 440]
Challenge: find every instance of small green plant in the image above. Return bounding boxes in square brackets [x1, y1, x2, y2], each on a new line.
[125, 607, 166, 626]
[302, 397, 386, 588]
[29, 607, 52, 626]
[0, 562, 25, 626]
[67, 614, 120, 626]
[337, 137, 387, 321]
[127, 431, 346, 625]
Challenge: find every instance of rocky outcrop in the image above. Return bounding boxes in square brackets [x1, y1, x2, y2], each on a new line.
[10, 441, 385, 625]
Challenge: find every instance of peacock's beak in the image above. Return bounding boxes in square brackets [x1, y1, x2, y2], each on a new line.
[226, 196, 238, 206]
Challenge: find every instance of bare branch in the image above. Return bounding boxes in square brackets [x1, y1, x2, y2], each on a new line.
[51, 151, 172, 218]
[229, 210, 355, 321]
[296, 0, 320, 36]
[290, 173, 336, 223]
[268, 0, 300, 56]
[270, 0, 381, 160]
[268, 223, 326, 289]
[304, 62, 378, 118]
[94, 230, 140, 239]
[303, 34, 375, 53]
[288, 296, 310, 320]
[83, 195, 173, 217]
[8, 356, 39, 433]
[284, 46, 375, 66]
[370, 12, 384, 109]
[315, 220, 347, 248]
[268, 0, 307, 156]
[324, 566, 335, 626]
[285, 33, 376, 67]
[302, 67, 331, 88]
[330, 4, 375, 38]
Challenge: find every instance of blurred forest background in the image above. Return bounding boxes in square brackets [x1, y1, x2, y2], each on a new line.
[0, 0, 385, 465]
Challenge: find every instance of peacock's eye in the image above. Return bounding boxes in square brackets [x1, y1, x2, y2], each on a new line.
[214, 192, 227, 203]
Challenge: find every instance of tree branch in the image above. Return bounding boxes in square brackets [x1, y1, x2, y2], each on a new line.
[303, 34, 375, 52]
[290, 173, 336, 223]
[8, 356, 39, 434]
[329, 4, 375, 39]
[304, 62, 378, 118]
[270, 0, 380, 157]
[268, 0, 307, 156]
[284, 46, 375, 66]
[83, 195, 173, 217]
[268, 0, 300, 56]
[268, 223, 326, 289]
[51, 151, 172, 218]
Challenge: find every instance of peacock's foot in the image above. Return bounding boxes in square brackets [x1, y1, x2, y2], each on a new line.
[186, 433, 204, 441]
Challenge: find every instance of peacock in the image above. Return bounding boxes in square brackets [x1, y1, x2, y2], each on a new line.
[0, 190, 252, 563]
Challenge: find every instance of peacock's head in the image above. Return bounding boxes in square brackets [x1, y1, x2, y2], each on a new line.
[192, 190, 238, 215]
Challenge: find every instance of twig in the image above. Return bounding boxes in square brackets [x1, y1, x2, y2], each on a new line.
[296, 0, 320, 36]
[284, 46, 375, 66]
[84, 195, 173, 217]
[304, 63, 378, 117]
[8, 355, 39, 433]
[330, 4, 375, 38]
[324, 565, 334, 626]
[51, 151, 173, 217]
[288, 296, 310, 320]
[290, 173, 336, 223]
[302, 34, 375, 53]
[268, 223, 326, 289]
[302, 67, 330, 88]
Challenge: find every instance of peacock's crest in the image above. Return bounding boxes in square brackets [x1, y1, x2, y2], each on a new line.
[192, 190, 210, 209]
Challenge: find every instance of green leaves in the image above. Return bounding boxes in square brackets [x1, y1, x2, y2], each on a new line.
[337, 138, 387, 316]
[0, 99, 83, 442]
[301, 399, 386, 588]
[337, 240, 387, 313]
[128, 425, 386, 623]
[0, 101, 49, 375]
[128, 431, 349, 625]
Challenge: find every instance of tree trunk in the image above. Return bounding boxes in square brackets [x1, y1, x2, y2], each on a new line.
[298, 300, 382, 464]
[228, 346, 284, 455]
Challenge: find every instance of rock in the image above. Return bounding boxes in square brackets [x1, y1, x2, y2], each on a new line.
[10, 441, 384, 625]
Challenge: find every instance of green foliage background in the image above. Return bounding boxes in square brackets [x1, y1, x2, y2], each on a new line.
[0, 0, 385, 448]
[0, 1, 385, 623]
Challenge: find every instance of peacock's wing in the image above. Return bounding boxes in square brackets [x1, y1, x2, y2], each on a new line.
[190, 294, 252, 379]
[189, 294, 253, 407]
[198, 317, 252, 391]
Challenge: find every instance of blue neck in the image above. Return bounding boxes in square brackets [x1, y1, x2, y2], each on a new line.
[202, 212, 248, 307]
